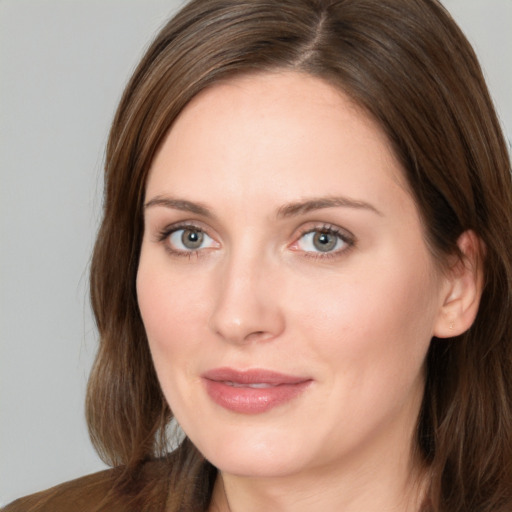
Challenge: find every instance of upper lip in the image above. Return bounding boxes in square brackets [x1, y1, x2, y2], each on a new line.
[202, 367, 310, 385]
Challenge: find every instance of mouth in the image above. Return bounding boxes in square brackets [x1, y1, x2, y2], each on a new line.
[201, 368, 312, 414]
[223, 382, 277, 388]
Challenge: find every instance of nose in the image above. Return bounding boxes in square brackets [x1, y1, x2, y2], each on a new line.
[208, 251, 285, 345]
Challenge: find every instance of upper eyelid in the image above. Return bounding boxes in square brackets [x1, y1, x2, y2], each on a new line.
[155, 220, 213, 238]
[294, 222, 355, 240]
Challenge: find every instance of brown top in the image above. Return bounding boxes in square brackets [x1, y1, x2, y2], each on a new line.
[1, 459, 173, 512]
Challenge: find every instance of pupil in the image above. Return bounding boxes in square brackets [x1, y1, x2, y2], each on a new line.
[313, 231, 336, 252]
[182, 229, 203, 249]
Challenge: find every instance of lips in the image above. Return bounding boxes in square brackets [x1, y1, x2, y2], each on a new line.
[201, 368, 312, 414]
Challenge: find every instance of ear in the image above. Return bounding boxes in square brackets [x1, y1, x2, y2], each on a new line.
[434, 230, 485, 338]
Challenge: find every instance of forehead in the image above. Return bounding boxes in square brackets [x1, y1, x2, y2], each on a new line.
[146, 71, 409, 213]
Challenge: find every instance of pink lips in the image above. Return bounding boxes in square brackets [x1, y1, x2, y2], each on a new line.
[202, 368, 312, 414]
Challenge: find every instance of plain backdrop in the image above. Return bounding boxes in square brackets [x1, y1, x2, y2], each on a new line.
[1, 0, 511, 505]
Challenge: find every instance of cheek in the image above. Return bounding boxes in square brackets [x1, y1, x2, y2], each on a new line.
[136, 259, 211, 415]
[287, 255, 438, 388]
[136, 255, 209, 365]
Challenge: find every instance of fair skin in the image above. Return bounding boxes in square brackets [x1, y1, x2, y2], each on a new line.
[137, 72, 481, 512]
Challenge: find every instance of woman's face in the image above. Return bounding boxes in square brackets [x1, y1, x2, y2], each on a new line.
[137, 72, 450, 479]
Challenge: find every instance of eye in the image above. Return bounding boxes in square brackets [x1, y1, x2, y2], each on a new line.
[292, 227, 353, 255]
[167, 227, 217, 252]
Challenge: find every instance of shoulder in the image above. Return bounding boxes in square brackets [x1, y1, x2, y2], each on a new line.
[1, 467, 121, 512]
[1, 459, 172, 512]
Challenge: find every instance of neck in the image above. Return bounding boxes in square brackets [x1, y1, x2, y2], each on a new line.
[209, 445, 429, 512]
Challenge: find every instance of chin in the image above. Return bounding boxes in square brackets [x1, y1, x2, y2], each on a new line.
[208, 449, 307, 479]
[187, 421, 312, 478]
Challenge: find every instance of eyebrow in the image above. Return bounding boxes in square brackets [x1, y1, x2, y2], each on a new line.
[277, 196, 382, 218]
[144, 196, 213, 217]
[144, 194, 382, 219]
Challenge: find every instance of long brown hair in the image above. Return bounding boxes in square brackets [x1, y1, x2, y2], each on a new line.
[87, 0, 512, 510]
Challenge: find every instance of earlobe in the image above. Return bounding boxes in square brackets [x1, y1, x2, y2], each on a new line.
[434, 230, 485, 338]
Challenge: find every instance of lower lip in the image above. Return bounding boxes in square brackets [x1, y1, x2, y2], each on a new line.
[203, 379, 311, 414]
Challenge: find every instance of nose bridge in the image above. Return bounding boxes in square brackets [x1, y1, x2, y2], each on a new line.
[209, 241, 284, 344]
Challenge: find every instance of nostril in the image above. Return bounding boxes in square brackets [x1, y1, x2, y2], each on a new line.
[208, 280, 286, 343]
[244, 330, 270, 342]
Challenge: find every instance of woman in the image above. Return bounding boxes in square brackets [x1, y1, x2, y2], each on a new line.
[4, 0, 511, 510]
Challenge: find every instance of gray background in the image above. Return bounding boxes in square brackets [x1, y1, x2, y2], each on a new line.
[1, 0, 511, 505]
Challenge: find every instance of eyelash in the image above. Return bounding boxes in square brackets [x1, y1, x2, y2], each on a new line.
[155, 222, 355, 260]
[291, 223, 355, 260]
[156, 222, 215, 259]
